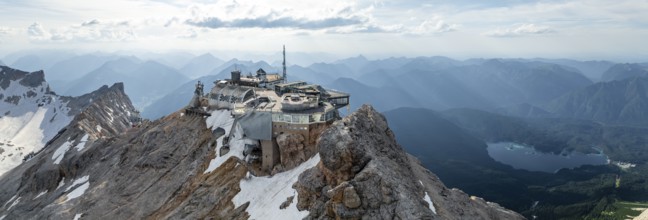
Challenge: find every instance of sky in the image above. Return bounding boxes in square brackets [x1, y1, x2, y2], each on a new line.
[1, 0, 648, 61]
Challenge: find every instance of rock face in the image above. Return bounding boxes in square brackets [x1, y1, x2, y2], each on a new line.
[294, 105, 524, 220]
[277, 133, 308, 169]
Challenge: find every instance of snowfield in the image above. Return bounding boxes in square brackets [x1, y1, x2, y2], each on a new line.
[233, 154, 320, 219]
[63, 175, 90, 202]
[0, 78, 72, 175]
[204, 110, 236, 173]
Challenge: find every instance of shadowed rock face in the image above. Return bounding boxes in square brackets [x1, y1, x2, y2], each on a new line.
[294, 105, 525, 220]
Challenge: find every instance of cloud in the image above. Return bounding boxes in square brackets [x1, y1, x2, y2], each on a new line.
[165, 17, 180, 27]
[327, 24, 403, 34]
[27, 23, 51, 40]
[180, 1, 398, 33]
[413, 19, 458, 34]
[27, 20, 137, 42]
[483, 23, 555, 37]
[178, 29, 198, 38]
[186, 13, 366, 30]
[81, 19, 101, 27]
[0, 27, 12, 35]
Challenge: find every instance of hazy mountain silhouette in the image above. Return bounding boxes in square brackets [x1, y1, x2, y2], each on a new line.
[533, 58, 615, 81]
[600, 63, 648, 82]
[45, 54, 122, 91]
[65, 59, 189, 110]
[179, 53, 224, 79]
[547, 76, 648, 126]
[325, 77, 422, 112]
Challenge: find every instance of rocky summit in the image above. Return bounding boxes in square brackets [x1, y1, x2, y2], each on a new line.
[0, 82, 522, 219]
[0, 65, 137, 176]
[295, 105, 523, 219]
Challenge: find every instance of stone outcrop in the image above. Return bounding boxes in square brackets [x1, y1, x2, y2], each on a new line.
[277, 133, 308, 169]
[294, 105, 525, 220]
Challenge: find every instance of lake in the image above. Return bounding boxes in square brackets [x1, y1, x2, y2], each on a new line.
[486, 142, 609, 173]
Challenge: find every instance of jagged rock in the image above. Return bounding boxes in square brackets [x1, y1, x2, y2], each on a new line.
[294, 105, 525, 220]
[4, 95, 20, 104]
[19, 70, 46, 88]
[280, 196, 294, 209]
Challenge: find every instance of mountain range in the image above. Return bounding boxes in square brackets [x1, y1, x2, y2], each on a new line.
[0, 67, 523, 219]
[600, 63, 648, 82]
[547, 76, 648, 126]
[64, 58, 189, 110]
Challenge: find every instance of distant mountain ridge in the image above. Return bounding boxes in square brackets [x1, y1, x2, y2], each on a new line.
[521, 58, 615, 81]
[600, 63, 648, 82]
[179, 53, 224, 79]
[547, 76, 648, 126]
[351, 59, 593, 111]
[64, 59, 189, 110]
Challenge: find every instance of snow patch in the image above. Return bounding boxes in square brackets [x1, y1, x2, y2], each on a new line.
[52, 138, 73, 164]
[2, 195, 17, 208]
[204, 110, 237, 174]
[56, 178, 65, 190]
[233, 154, 320, 220]
[75, 134, 89, 151]
[204, 120, 258, 173]
[34, 190, 48, 199]
[423, 191, 436, 214]
[64, 175, 90, 202]
[65, 175, 89, 192]
[205, 110, 235, 132]
[7, 196, 20, 210]
[96, 125, 102, 132]
[73, 213, 82, 220]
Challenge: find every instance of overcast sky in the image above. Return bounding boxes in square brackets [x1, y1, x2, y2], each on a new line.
[1, 0, 647, 61]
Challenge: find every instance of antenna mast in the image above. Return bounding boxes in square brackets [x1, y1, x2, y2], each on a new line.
[282, 45, 287, 83]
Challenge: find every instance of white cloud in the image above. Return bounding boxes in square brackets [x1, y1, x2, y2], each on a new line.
[178, 29, 198, 38]
[27, 23, 51, 41]
[483, 23, 554, 37]
[181, 1, 397, 33]
[413, 19, 458, 34]
[1, 0, 647, 60]
[26, 20, 138, 42]
[0, 27, 12, 35]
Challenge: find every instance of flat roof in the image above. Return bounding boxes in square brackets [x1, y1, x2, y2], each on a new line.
[245, 88, 335, 114]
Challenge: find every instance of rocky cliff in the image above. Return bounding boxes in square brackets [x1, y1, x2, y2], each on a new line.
[0, 94, 522, 220]
[294, 105, 524, 219]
